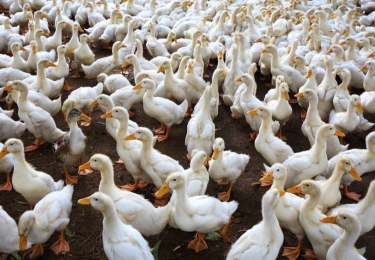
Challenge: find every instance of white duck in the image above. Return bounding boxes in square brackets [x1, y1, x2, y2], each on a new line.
[26, 40, 56, 72]
[320, 210, 366, 260]
[5, 81, 65, 151]
[322, 132, 375, 201]
[134, 79, 188, 142]
[248, 106, 294, 165]
[155, 171, 238, 253]
[236, 73, 280, 140]
[183, 150, 210, 197]
[45, 20, 71, 51]
[287, 180, 342, 260]
[18, 185, 73, 258]
[124, 127, 184, 196]
[72, 34, 95, 78]
[82, 41, 126, 79]
[262, 44, 307, 93]
[226, 188, 283, 260]
[260, 163, 305, 260]
[97, 73, 131, 94]
[316, 158, 362, 210]
[0, 205, 31, 253]
[0, 138, 64, 208]
[329, 94, 363, 141]
[0, 113, 26, 142]
[101, 106, 152, 191]
[327, 179, 375, 236]
[90, 94, 138, 140]
[46, 44, 72, 91]
[185, 85, 215, 159]
[297, 89, 348, 160]
[78, 192, 154, 260]
[78, 153, 171, 236]
[208, 137, 249, 202]
[266, 82, 292, 140]
[282, 124, 345, 189]
[317, 55, 338, 122]
[110, 85, 146, 117]
[360, 59, 375, 92]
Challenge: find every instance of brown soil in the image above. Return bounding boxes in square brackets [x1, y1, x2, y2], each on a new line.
[1, 45, 375, 260]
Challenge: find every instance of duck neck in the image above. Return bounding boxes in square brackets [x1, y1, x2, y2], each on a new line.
[103, 204, 121, 225]
[15, 89, 32, 110]
[130, 57, 141, 74]
[149, 23, 156, 39]
[99, 168, 116, 191]
[12, 50, 23, 63]
[174, 183, 195, 213]
[56, 51, 66, 67]
[176, 58, 189, 79]
[271, 177, 286, 190]
[140, 137, 153, 154]
[270, 50, 281, 70]
[259, 114, 274, 135]
[115, 117, 129, 140]
[304, 190, 321, 210]
[346, 42, 356, 59]
[311, 132, 327, 159]
[11, 150, 27, 167]
[341, 228, 360, 248]
[306, 95, 322, 122]
[262, 202, 277, 225]
[35, 34, 45, 51]
[124, 23, 135, 43]
[67, 119, 80, 135]
[325, 167, 345, 189]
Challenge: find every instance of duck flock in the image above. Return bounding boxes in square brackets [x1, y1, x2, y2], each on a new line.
[1, 0, 375, 259]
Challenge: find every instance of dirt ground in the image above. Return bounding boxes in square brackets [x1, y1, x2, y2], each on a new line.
[1, 44, 375, 260]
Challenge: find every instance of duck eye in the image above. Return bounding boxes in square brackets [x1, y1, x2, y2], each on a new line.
[94, 198, 98, 201]
[306, 184, 310, 187]
[343, 216, 347, 219]
[277, 169, 279, 171]
[115, 110, 118, 113]
[173, 178, 176, 181]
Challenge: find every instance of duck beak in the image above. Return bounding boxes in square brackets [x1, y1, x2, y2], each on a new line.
[49, 62, 57, 67]
[63, 112, 67, 122]
[255, 37, 262, 43]
[247, 108, 258, 115]
[19, 236, 28, 250]
[286, 184, 301, 194]
[359, 64, 367, 72]
[305, 70, 312, 78]
[31, 45, 37, 53]
[306, 35, 311, 41]
[355, 42, 360, 46]
[205, 155, 211, 164]
[133, 83, 141, 90]
[79, 161, 92, 171]
[173, 37, 178, 43]
[342, 29, 347, 35]
[121, 43, 126, 48]
[4, 84, 12, 92]
[87, 37, 93, 43]
[211, 148, 219, 160]
[234, 77, 242, 82]
[290, 59, 296, 65]
[260, 171, 273, 183]
[101, 111, 112, 118]
[307, 26, 312, 31]
[261, 48, 267, 53]
[155, 182, 170, 197]
[284, 91, 290, 100]
[78, 26, 84, 32]
[334, 129, 345, 137]
[89, 99, 98, 106]
[294, 92, 303, 98]
[66, 23, 72, 28]
[122, 61, 130, 69]
[319, 215, 337, 224]
[157, 66, 164, 73]
[80, 113, 91, 122]
[279, 190, 286, 197]
[124, 133, 135, 140]
[339, 40, 346, 45]
[20, 46, 27, 51]
[43, 32, 49, 37]
[349, 167, 362, 181]
[187, 64, 193, 73]
[221, 72, 226, 78]
[78, 196, 91, 205]
[326, 48, 332, 54]
[67, 48, 74, 54]
[0, 146, 9, 159]
[217, 51, 223, 59]
[367, 52, 374, 58]
[355, 103, 363, 114]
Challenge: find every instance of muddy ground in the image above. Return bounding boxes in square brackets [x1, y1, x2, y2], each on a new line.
[1, 44, 375, 260]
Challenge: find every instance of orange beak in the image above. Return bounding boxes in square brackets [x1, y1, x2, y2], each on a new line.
[89, 99, 98, 106]
[101, 111, 112, 118]
[79, 161, 92, 171]
[124, 133, 135, 140]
